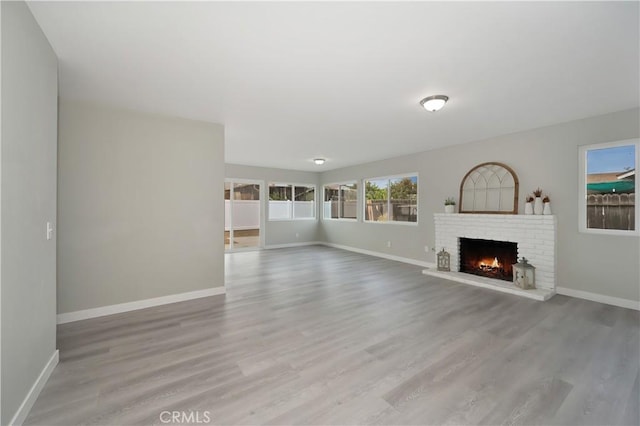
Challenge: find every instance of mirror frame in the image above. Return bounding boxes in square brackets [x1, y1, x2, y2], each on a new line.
[459, 162, 519, 214]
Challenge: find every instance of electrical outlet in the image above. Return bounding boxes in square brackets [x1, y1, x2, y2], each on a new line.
[295, 232, 300, 238]
[386, 240, 392, 248]
[424, 245, 429, 252]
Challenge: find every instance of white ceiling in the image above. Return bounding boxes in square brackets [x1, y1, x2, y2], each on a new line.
[28, 1, 639, 171]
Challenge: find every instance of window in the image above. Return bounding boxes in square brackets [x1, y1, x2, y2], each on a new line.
[324, 182, 358, 220]
[268, 183, 316, 220]
[294, 185, 316, 219]
[579, 139, 638, 235]
[364, 174, 418, 223]
[268, 184, 291, 220]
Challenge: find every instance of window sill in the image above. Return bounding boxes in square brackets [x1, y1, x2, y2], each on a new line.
[363, 220, 419, 226]
[268, 218, 317, 222]
[579, 227, 639, 237]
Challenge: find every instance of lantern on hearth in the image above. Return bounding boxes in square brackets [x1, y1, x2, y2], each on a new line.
[513, 257, 536, 289]
[437, 248, 450, 272]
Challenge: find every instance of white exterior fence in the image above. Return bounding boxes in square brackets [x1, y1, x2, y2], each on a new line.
[225, 200, 260, 230]
[268, 200, 315, 220]
[226, 200, 316, 229]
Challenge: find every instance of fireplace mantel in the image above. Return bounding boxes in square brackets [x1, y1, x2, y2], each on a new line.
[423, 213, 557, 300]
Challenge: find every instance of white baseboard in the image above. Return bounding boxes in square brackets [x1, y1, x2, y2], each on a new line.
[320, 242, 436, 269]
[556, 287, 639, 311]
[9, 350, 59, 426]
[57, 286, 226, 324]
[265, 241, 322, 249]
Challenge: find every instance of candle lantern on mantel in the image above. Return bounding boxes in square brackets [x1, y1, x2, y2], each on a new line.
[513, 257, 536, 289]
[437, 248, 450, 272]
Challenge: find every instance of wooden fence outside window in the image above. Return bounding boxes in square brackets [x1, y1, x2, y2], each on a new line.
[587, 193, 635, 230]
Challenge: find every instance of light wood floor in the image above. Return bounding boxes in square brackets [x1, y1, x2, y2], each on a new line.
[26, 246, 639, 425]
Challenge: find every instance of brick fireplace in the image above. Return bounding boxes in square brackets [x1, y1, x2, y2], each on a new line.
[423, 213, 557, 300]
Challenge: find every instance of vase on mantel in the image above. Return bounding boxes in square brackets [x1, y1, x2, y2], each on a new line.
[525, 202, 534, 215]
[543, 202, 552, 215]
[533, 197, 543, 215]
[445, 204, 455, 214]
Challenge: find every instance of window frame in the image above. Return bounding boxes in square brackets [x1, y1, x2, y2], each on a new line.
[267, 182, 317, 221]
[322, 181, 359, 221]
[578, 139, 639, 236]
[363, 173, 419, 226]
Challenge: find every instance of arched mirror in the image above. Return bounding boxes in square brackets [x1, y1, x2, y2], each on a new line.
[459, 162, 519, 214]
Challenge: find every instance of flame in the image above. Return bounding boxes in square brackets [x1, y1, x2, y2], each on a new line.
[479, 257, 501, 269]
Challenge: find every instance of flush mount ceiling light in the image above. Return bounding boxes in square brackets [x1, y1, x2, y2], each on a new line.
[313, 158, 326, 165]
[420, 95, 449, 112]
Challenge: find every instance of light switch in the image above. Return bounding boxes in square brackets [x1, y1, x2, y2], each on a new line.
[46, 222, 54, 240]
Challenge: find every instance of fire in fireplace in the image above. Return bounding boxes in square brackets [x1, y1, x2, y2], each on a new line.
[459, 238, 518, 282]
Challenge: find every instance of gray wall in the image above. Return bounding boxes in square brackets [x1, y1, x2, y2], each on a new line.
[225, 164, 320, 246]
[320, 108, 640, 302]
[58, 100, 225, 314]
[1, 2, 58, 424]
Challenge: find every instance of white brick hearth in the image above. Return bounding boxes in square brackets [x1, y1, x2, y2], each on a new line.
[423, 213, 557, 301]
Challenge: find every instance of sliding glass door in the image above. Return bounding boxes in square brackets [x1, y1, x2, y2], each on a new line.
[225, 179, 262, 251]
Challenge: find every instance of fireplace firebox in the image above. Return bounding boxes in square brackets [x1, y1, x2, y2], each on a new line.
[459, 238, 518, 282]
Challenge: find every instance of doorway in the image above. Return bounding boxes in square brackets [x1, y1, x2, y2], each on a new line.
[225, 179, 263, 251]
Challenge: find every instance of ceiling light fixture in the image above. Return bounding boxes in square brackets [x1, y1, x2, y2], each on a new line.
[420, 95, 449, 112]
[313, 158, 326, 165]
